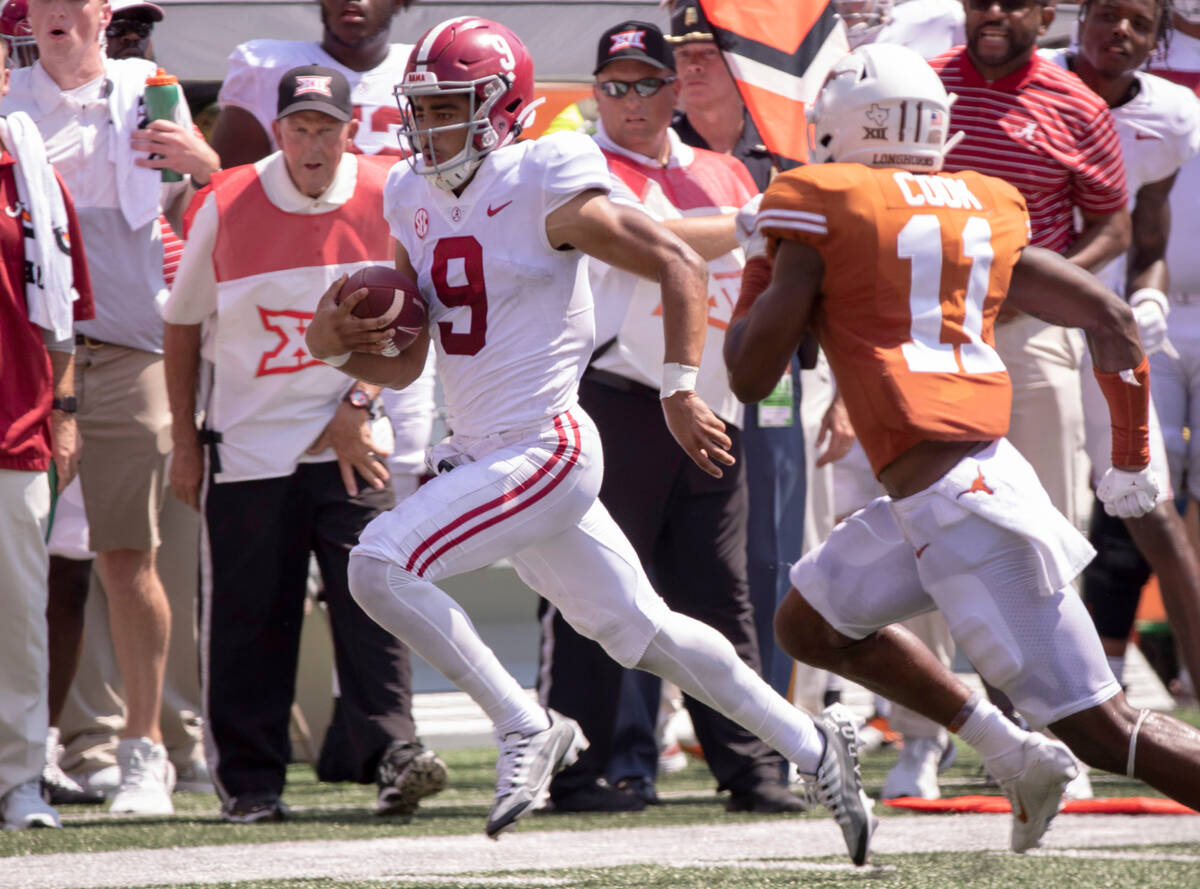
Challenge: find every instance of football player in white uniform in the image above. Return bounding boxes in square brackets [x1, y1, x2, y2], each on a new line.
[304, 16, 878, 863]
[1043, 0, 1200, 706]
[211, 0, 415, 166]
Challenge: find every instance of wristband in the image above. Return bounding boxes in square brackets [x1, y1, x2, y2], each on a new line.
[1129, 287, 1168, 315]
[319, 351, 352, 368]
[661, 362, 699, 399]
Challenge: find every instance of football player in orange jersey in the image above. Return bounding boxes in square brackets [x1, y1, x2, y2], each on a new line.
[725, 43, 1200, 852]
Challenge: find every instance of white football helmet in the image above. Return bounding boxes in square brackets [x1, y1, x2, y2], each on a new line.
[833, 0, 895, 49]
[808, 43, 962, 172]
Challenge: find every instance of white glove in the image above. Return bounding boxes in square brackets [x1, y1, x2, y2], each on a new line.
[735, 193, 766, 259]
[1096, 465, 1160, 518]
[1129, 288, 1170, 357]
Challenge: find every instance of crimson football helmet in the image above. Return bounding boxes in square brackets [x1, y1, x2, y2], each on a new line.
[394, 16, 539, 191]
[0, 0, 37, 68]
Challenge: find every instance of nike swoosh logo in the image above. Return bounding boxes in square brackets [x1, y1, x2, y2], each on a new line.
[915, 543, 930, 559]
[487, 201, 513, 217]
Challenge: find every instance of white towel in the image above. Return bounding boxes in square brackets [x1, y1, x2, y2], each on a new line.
[0, 111, 76, 340]
[106, 58, 162, 232]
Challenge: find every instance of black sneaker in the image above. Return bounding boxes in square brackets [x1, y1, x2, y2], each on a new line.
[375, 740, 449, 817]
[221, 792, 288, 824]
[614, 776, 659, 805]
[548, 781, 646, 813]
[726, 781, 809, 813]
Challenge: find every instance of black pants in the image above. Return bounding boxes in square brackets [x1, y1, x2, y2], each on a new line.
[540, 376, 787, 796]
[201, 460, 413, 801]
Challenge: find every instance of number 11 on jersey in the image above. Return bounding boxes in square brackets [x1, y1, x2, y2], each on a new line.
[898, 214, 1005, 376]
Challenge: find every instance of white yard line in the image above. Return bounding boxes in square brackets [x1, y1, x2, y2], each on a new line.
[3, 814, 1196, 889]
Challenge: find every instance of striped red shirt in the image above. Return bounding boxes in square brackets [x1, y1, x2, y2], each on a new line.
[930, 49, 1127, 253]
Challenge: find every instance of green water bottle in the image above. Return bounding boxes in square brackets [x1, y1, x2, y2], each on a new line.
[144, 67, 183, 182]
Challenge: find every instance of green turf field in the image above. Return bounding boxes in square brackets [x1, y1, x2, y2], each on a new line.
[4, 709, 1198, 888]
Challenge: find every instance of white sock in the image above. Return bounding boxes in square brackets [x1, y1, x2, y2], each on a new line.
[955, 698, 1028, 781]
[1106, 654, 1125, 684]
[348, 554, 549, 739]
[634, 610, 825, 773]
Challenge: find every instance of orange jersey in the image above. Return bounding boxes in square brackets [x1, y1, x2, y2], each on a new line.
[759, 163, 1030, 476]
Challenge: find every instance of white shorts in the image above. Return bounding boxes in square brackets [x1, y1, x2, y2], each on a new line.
[1080, 346, 1172, 501]
[353, 407, 671, 667]
[790, 439, 1119, 728]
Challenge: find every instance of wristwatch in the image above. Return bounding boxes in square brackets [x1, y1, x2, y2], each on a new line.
[344, 388, 372, 410]
[52, 396, 78, 413]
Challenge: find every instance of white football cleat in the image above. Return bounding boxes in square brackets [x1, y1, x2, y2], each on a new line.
[2, 780, 61, 829]
[808, 704, 878, 866]
[109, 738, 176, 816]
[882, 736, 943, 800]
[486, 710, 586, 839]
[997, 733, 1077, 853]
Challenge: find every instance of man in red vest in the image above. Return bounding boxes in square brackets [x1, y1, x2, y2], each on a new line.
[162, 65, 446, 824]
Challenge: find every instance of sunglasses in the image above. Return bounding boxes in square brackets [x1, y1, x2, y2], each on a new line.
[596, 76, 677, 99]
[966, 0, 1043, 11]
[105, 19, 154, 40]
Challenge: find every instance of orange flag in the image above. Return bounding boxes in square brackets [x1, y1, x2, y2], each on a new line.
[698, 0, 849, 169]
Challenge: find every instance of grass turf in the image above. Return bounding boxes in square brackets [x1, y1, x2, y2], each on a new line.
[4, 706, 1196, 859]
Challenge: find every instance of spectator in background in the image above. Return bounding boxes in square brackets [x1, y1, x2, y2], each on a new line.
[163, 67, 447, 824]
[0, 34, 94, 829]
[30, 0, 212, 807]
[1148, 0, 1200, 700]
[0, 0, 219, 815]
[210, 0, 416, 166]
[205, 0, 436, 774]
[1044, 0, 1200, 722]
[538, 20, 805, 815]
[665, 0, 818, 704]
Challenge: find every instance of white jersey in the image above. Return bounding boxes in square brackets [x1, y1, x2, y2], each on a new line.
[1044, 49, 1200, 292]
[219, 39, 412, 157]
[877, 0, 964, 59]
[1150, 33, 1200, 294]
[385, 132, 611, 439]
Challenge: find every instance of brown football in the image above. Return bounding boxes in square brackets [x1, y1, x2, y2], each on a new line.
[336, 266, 427, 356]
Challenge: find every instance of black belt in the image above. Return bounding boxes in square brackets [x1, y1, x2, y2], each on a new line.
[582, 368, 658, 400]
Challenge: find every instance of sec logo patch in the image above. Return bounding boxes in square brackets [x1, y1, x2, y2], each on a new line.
[414, 208, 430, 239]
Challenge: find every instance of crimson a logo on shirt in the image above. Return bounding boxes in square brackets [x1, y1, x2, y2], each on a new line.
[257, 307, 323, 376]
[414, 207, 430, 238]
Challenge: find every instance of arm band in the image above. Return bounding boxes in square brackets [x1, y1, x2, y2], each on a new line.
[730, 255, 773, 325]
[1093, 356, 1151, 468]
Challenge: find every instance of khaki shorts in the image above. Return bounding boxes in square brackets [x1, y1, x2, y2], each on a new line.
[74, 342, 171, 552]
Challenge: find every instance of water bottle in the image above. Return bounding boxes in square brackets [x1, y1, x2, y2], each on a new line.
[143, 67, 183, 182]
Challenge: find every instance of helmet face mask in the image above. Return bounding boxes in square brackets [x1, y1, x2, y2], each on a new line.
[0, 0, 38, 68]
[808, 43, 958, 173]
[834, 0, 896, 49]
[394, 16, 536, 191]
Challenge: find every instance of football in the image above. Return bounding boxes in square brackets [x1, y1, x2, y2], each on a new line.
[336, 266, 427, 357]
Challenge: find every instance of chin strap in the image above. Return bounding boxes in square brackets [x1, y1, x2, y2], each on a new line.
[1126, 708, 1150, 778]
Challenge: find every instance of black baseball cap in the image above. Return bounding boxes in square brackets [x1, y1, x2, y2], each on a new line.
[594, 21, 674, 75]
[666, 1, 716, 44]
[276, 65, 353, 122]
